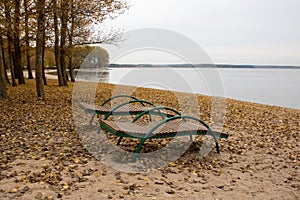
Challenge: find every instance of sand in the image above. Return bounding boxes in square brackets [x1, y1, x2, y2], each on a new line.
[0, 79, 299, 200]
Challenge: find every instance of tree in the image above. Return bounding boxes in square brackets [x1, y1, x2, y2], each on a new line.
[81, 46, 109, 68]
[41, 26, 47, 85]
[69, 0, 129, 46]
[35, 0, 45, 98]
[0, 0, 130, 98]
[55, 0, 129, 84]
[68, 0, 75, 82]
[0, 35, 8, 99]
[13, 0, 25, 84]
[4, 0, 17, 86]
[59, 0, 69, 86]
[72, 45, 94, 69]
[52, 0, 64, 86]
[0, 11, 10, 84]
[23, 0, 34, 79]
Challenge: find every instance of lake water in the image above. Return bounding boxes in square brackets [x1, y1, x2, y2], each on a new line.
[77, 68, 300, 109]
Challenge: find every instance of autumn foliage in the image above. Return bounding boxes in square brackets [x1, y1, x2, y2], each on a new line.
[0, 0, 129, 98]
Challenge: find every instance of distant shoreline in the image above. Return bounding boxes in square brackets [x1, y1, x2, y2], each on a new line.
[108, 63, 300, 69]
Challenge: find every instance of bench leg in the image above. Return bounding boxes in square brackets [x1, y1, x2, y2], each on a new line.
[132, 138, 146, 162]
[90, 113, 96, 126]
[96, 127, 102, 134]
[215, 140, 220, 154]
[189, 135, 193, 142]
[135, 138, 146, 154]
[117, 137, 123, 145]
[208, 132, 220, 154]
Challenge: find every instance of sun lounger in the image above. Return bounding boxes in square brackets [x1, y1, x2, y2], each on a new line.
[78, 94, 174, 125]
[99, 106, 229, 161]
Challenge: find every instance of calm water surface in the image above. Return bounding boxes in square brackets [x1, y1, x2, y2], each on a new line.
[77, 68, 300, 109]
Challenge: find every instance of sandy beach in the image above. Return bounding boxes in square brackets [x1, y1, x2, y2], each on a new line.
[0, 79, 299, 199]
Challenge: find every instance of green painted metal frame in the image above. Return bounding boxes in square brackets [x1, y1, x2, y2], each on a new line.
[132, 106, 182, 122]
[100, 94, 144, 106]
[96, 99, 157, 135]
[81, 95, 229, 162]
[115, 106, 182, 146]
[99, 109, 229, 162]
[103, 99, 157, 120]
[133, 115, 222, 156]
[89, 94, 144, 125]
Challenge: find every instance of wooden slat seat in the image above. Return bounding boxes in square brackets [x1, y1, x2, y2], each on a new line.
[100, 119, 228, 139]
[79, 102, 153, 115]
[99, 115, 229, 162]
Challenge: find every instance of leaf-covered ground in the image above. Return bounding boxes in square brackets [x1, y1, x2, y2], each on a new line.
[0, 79, 299, 199]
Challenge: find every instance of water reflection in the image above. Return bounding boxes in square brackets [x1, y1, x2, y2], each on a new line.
[75, 68, 109, 82]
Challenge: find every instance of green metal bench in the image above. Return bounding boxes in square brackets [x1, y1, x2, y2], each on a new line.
[79, 94, 159, 125]
[99, 106, 229, 161]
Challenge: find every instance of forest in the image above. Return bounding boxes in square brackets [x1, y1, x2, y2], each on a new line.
[0, 0, 129, 99]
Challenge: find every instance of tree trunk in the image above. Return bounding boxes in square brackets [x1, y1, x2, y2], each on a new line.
[68, 47, 75, 82]
[35, 0, 45, 98]
[42, 28, 47, 85]
[68, 0, 75, 82]
[60, 0, 68, 86]
[13, 0, 25, 85]
[0, 38, 8, 99]
[4, 0, 17, 87]
[24, 0, 34, 79]
[53, 0, 64, 86]
[7, 41, 16, 86]
[12, 52, 19, 80]
[0, 35, 10, 84]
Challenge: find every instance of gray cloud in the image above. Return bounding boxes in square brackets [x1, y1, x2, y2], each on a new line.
[104, 0, 300, 65]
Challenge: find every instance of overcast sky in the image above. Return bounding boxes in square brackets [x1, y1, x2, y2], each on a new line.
[104, 0, 300, 65]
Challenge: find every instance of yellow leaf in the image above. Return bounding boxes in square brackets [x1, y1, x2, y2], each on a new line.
[73, 158, 80, 164]
[9, 188, 18, 193]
